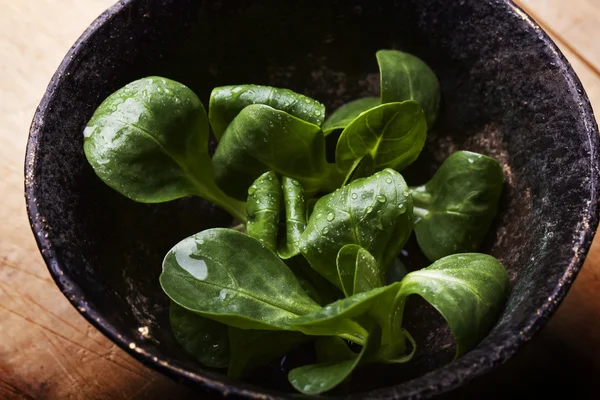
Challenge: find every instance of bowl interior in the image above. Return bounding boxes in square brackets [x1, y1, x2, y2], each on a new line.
[27, 0, 599, 397]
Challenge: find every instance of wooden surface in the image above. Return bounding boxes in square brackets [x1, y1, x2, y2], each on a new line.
[1, 0, 600, 398]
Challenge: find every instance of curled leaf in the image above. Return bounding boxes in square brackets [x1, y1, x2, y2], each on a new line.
[278, 177, 307, 259]
[246, 171, 281, 252]
[399, 253, 509, 357]
[209, 85, 325, 140]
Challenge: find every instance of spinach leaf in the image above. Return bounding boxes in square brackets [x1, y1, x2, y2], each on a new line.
[300, 168, 413, 288]
[322, 97, 380, 136]
[290, 283, 401, 339]
[399, 253, 509, 357]
[286, 256, 341, 306]
[336, 244, 383, 297]
[209, 85, 326, 141]
[160, 228, 321, 330]
[288, 325, 381, 395]
[411, 151, 504, 261]
[212, 104, 342, 200]
[278, 177, 307, 259]
[315, 336, 357, 363]
[246, 171, 281, 252]
[169, 301, 229, 368]
[228, 327, 308, 378]
[83, 76, 246, 222]
[335, 101, 427, 180]
[377, 49, 440, 128]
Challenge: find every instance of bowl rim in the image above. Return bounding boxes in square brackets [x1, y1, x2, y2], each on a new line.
[25, 0, 600, 398]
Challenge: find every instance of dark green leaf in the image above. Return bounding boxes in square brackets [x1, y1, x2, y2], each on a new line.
[228, 327, 308, 378]
[246, 171, 281, 252]
[387, 257, 409, 284]
[209, 85, 326, 141]
[160, 228, 320, 330]
[286, 256, 341, 306]
[169, 301, 229, 368]
[83, 76, 246, 222]
[278, 177, 307, 259]
[399, 253, 509, 357]
[335, 101, 427, 180]
[411, 151, 504, 261]
[322, 97, 380, 136]
[288, 325, 381, 395]
[212, 104, 342, 200]
[377, 49, 440, 128]
[315, 336, 357, 363]
[336, 245, 383, 297]
[300, 168, 413, 288]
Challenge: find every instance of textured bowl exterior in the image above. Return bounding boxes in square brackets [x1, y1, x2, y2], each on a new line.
[25, 0, 600, 398]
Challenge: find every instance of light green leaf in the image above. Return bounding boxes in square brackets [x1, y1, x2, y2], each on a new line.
[399, 253, 509, 357]
[377, 49, 440, 128]
[83, 76, 246, 222]
[160, 228, 320, 330]
[209, 85, 325, 141]
[246, 171, 280, 252]
[278, 177, 307, 259]
[411, 151, 504, 261]
[336, 245, 383, 297]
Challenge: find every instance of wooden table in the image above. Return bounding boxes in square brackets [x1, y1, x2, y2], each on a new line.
[1, 1, 600, 398]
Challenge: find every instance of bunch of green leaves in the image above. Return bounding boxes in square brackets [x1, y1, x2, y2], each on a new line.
[83, 50, 509, 395]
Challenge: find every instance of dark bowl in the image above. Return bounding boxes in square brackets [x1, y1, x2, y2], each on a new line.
[25, 0, 600, 398]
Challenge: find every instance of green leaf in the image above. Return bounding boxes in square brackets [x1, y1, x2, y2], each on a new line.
[83, 76, 246, 222]
[300, 168, 413, 288]
[322, 97, 380, 136]
[411, 151, 504, 261]
[288, 325, 381, 395]
[387, 257, 409, 284]
[278, 177, 307, 259]
[336, 245, 383, 297]
[169, 301, 229, 368]
[160, 228, 320, 330]
[290, 283, 401, 339]
[228, 327, 308, 378]
[209, 85, 326, 141]
[315, 336, 357, 363]
[335, 101, 427, 180]
[246, 171, 281, 252]
[399, 253, 509, 357]
[212, 104, 342, 200]
[286, 256, 341, 306]
[377, 49, 440, 128]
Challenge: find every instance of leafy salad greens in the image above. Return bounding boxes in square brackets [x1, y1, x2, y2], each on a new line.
[83, 49, 509, 395]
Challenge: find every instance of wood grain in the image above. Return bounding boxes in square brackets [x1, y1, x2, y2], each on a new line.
[2, 0, 600, 399]
[0, 1, 190, 399]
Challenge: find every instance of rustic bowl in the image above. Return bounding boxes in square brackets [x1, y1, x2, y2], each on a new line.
[25, 0, 600, 398]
